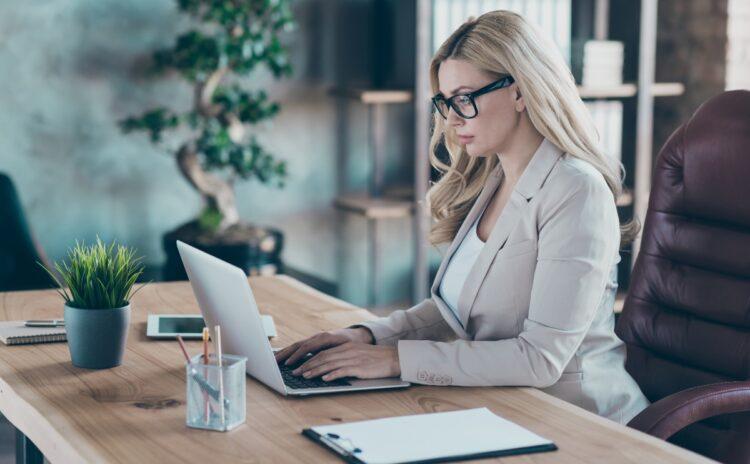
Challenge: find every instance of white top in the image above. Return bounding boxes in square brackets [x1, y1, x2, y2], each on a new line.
[439, 211, 487, 322]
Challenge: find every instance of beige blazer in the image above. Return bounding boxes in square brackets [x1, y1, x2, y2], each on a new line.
[358, 139, 650, 424]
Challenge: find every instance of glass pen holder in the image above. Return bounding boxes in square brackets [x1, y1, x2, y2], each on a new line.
[186, 353, 247, 432]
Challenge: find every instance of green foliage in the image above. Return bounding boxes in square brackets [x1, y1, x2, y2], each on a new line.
[39, 238, 147, 310]
[173, 0, 295, 78]
[196, 121, 286, 184]
[213, 86, 280, 124]
[154, 31, 220, 80]
[120, 108, 180, 143]
[121, 0, 294, 189]
[198, 206, 224, 231]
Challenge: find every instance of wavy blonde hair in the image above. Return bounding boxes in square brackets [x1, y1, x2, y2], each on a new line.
[427, 10, 639, 247]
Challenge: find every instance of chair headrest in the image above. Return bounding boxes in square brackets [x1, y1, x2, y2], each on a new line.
[650, 90, 750, 227]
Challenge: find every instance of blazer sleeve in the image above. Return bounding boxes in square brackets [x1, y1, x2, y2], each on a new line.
[351, 298, 455, 346]
[397, 173, 620, 387]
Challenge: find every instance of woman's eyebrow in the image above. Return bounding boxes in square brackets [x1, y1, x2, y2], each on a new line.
[438, 85, 474, 97]
[450, 85, 473, 94]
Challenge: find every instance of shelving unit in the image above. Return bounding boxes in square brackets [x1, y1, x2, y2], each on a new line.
[581, 0, 687, 306]
[576, 82, 684, 99]
[333, 194, 414, 219]
[331, 88, 413, 306]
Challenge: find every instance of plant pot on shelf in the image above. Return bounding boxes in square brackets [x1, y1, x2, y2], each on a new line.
[64, 304, 130, 369]
[162, 220, 284, 281]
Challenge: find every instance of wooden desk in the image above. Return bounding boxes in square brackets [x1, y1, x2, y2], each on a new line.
[0, 277, 713, 463]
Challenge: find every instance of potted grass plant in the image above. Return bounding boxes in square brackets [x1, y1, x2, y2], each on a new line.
[41, 239, 146, 369]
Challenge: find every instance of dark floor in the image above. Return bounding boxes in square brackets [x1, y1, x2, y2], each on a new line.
[0, 415, 15, 463]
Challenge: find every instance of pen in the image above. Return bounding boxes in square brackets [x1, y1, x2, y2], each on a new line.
[215, 325, 226, 427]
[24, 320, 65, 327]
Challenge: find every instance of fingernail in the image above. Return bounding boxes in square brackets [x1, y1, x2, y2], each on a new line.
[292, 368, 300, 374]
[322, 375, 330, 381]
[303, 372, 311, 378]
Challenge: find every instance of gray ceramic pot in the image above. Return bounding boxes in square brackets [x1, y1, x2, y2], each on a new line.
[64, 304, 130, 369]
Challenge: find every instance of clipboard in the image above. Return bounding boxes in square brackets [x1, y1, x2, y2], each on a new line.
[301, 407, 557, 464]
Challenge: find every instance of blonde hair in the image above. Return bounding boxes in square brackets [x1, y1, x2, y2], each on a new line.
[427, 10, 639, 247]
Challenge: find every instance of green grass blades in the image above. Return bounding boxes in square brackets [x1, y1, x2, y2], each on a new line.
[38, 238, 147, 309]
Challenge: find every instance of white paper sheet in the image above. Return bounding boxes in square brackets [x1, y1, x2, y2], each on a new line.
[309, 407, 555, 464]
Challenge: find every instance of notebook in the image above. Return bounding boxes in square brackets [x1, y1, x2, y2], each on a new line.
[302, 407, 557, 464]
[0, 321, 66, 345]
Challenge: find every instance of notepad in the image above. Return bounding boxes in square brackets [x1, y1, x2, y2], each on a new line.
[0, 321, 66, 345]
[302, 407, 557, 464]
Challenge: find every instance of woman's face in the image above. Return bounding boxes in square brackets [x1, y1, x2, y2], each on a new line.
[436, 58, 522, 157]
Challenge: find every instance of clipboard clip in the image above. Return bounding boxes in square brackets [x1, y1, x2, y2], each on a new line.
[322, 432, 362, 456]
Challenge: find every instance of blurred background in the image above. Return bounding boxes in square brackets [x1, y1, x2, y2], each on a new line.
[0, 0, 747, 460]
[1, 0, 747, 310]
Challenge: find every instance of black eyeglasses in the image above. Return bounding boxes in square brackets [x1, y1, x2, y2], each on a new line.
[432, 75, 515, 120]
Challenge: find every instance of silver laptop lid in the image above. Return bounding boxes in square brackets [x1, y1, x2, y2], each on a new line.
[176, 240, 287, 395]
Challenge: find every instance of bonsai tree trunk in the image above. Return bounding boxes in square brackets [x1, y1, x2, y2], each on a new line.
[195, 68, 226, 117]
[174, 68, 246, 232]
[176, 142, 240, 231]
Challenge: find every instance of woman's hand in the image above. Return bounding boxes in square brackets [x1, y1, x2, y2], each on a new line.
[274, 327, 374, 367]
[292, 342, 400, 381]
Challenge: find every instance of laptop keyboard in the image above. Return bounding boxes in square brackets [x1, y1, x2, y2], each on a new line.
[279, 359, 351, 389]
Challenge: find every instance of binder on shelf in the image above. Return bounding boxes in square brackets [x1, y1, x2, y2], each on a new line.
[302, 407, 557, 464]
[432, 0, 572, 64]
[585, 100, 623, 161]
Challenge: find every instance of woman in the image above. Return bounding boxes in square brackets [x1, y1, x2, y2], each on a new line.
[275, 10, 649, 424]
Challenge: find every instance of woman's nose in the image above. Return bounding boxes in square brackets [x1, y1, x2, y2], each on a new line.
[447, 107, 464, 126]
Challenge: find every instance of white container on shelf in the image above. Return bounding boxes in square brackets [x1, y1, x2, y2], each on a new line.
[582, 40, 625, 87]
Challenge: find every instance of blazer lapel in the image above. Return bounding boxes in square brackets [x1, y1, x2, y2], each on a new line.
[455, 189, 523, 328]
[454, 138, 564, 329]
[431, 167, 503, 339]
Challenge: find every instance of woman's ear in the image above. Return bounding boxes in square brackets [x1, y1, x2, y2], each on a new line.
[513, 85, 526, 113]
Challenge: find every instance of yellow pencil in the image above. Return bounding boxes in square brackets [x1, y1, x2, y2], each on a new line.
[202, 328, 209, 363]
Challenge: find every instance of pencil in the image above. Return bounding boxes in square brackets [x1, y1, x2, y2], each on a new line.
[176, 335, 191, 362]
[202, 328, 209, 364]
[215, 325, 226, 427]
[202, 327, 210, 423]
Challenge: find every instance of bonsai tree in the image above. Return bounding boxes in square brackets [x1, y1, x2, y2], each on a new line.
[121, 0, 295, 234]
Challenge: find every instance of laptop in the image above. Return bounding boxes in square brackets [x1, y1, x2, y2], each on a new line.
[176, 240, 410, 396]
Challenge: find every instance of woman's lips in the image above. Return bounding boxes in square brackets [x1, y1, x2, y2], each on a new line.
[458, 135, 474, 144]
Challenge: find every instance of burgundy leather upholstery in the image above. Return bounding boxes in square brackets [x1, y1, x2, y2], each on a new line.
[616, 90, 750, 463]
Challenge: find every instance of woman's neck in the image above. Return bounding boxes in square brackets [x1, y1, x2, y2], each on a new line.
[494, 118, 544, 184]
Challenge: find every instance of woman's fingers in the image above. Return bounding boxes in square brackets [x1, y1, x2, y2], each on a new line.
[299, 358, 357, 379]
[287, 344, 398, 380]
[293, 345, 356, 374]
[273, 342, 300, 363]
[284, 333, 345, 366]
[322, 367, 356, 382]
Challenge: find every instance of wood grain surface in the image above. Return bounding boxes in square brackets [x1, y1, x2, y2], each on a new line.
[0, 276, 714, 463]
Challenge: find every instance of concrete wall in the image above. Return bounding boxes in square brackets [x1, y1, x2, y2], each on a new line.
[0, 0, 418, 308]
[653, 0, 729, 156]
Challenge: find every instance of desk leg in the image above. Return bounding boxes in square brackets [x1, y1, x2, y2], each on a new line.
[15, 429, 43, 464]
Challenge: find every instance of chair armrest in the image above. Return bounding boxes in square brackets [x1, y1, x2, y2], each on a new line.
[628, 381, 750, 440]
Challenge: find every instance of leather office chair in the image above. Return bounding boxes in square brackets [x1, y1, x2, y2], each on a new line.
[616, 90, 750, 463]
[0, 173, 54, 291]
